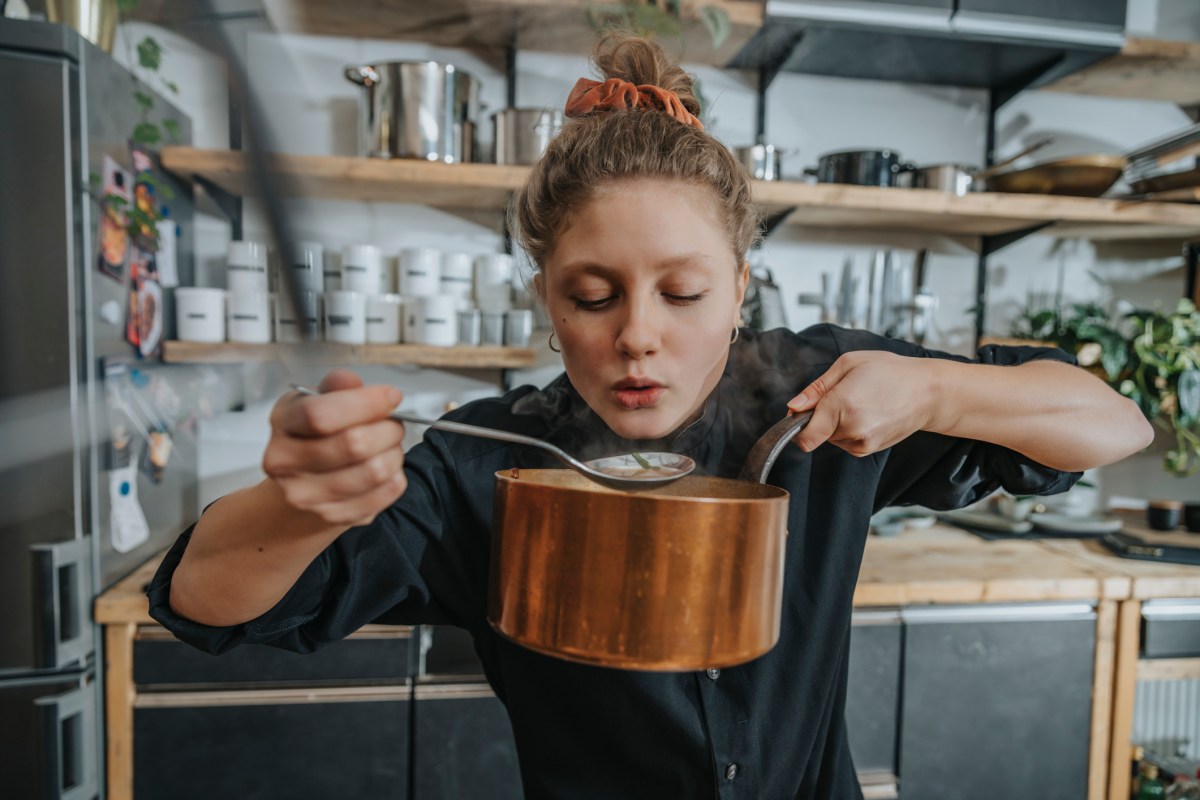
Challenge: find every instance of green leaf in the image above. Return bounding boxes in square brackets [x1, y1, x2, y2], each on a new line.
[165, 80, 180, 95]
[132, 122, 161, 145]
[117, 0, 141, 12]
[162, 118, 181, 143]
[134, 90, 154, 111]
[632, 452, 652, 469]
[137, 37, 163, 71]
[696, 5, 732, 49]
[102, 193, 128, 209]
[1180, 369, 1200, 424]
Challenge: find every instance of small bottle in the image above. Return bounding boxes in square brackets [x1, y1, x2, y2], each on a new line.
[1139, 763, 1166, 800]
[1132, 746, 1146, 798]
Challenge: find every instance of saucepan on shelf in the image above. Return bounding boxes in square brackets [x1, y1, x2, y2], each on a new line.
[488, 413, 814, 671]
[909, 136, 1055, 196]
[733, 143, 799, 181]
[806, 149, 916, 187]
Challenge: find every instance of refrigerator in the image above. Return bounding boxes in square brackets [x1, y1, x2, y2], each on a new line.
[0, 17, 198, 800]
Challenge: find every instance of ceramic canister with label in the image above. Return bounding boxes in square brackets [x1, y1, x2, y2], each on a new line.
[227, 290, 272, 343]
[325, 290, 367, 344]
[275, 290, 322, 343]
[473, 253, 514, 313]
[399, 248, 442, 297]
[440, 252, 475, 303]
[175, 287, 226, 343]
[366, 294, 403, 344]
[287, 241, 325, 294]
[227, 240, 269, 293]
[406, 294, 458, 346]
[342, 244, 383, 296]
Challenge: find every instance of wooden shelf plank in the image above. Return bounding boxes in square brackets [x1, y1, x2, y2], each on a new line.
[162, 340, 537, 369]
[1041, 36, 1200, 106]
[161, 146, 1200, 243]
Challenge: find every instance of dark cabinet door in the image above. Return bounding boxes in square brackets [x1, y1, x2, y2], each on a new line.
[134, 691, 410, 800]
[899, 603, 1096, 800]
[846, 611, 902, 776]
[957, 0, 1127, 28]
[412, 683, 522, 800]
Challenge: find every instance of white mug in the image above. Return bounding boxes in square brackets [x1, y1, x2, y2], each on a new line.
[474, 253, 515, 313]
[341, 244, 382, 295]
[398, 248, 442, 297]
[286, 241, 324, 294]
[275, 290, 322, 343]
[325, 290, 367, 344]
[439, 252, 474, 301]
[226, 290, 272, 343]
[366, 294, 403, 344]
[481, 311, 506, 346]
[175, 287, 225, 343]
[405, 295, 458, 347]
[505, 309, 534, 348]
[227, 240, 269, 293]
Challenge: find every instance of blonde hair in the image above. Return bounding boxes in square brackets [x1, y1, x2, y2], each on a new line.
[511, 33, 759, 271]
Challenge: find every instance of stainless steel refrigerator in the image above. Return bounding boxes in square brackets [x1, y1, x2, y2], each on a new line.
[0, 17, 197, 800]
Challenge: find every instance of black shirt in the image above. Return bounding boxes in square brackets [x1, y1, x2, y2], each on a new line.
[147, 324, 1081, 799]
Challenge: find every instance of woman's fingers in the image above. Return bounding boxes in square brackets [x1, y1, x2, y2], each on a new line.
[793, 399, 840, 452]
[272, 383, 403, 437]
[307, 469, 410, 528]
[264, 418, 407, 475]
[275, 445, 405, 509]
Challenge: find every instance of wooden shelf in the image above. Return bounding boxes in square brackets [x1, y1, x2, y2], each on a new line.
[161, 340, 537, 369]
[1042, 36, 1200, 106]
[132, 0, 761, 69]
[163, 146, 1200, 244]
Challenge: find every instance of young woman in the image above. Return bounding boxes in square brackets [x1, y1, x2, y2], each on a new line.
[150, 35, 1153, 798]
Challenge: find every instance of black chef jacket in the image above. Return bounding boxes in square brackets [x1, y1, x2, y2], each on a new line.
[147, 324, 1081, 799]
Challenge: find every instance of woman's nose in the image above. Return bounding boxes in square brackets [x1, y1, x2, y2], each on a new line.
[614, 298, 661, 359]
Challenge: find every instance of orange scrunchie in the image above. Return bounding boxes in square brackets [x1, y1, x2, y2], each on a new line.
[564, 77, 704, 130]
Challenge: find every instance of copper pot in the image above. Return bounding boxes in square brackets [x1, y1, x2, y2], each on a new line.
[488, 414, 809, 671]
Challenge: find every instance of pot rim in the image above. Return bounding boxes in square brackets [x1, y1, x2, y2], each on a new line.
[818, 148, 902, 160]
[494, 469, 789, 505]
[346, 59, 479, 82]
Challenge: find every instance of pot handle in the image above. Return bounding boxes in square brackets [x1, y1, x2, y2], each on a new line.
[344, 65, 379, 87]
[737, 411, 815, 484]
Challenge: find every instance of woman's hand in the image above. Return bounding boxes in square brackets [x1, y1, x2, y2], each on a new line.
[262, 369, 409, 528]
[787, 351, 938, 457]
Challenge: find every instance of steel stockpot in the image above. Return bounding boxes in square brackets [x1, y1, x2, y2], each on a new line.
[487, 414, 810, 671]
[344, 60, 479, 162]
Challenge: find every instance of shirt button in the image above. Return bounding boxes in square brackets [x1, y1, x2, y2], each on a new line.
[706, 668, 721, 680]
[725, 763, 738, 781]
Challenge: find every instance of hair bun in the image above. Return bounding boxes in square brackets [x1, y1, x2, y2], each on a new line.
[592, 32, 700, 117]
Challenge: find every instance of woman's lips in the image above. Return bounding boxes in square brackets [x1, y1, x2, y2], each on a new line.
[613, 385, 665, 409]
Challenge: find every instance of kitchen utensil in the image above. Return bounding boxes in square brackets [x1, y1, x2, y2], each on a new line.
[489, 411, 814, 670]
[45, 0, 118, 52]
[439, 252, 475, 301]
[809, 149, 915, 187]
[341, 244, 382, 296]
[742, 266, 787, 331]
[911, 137, 1055, 195]
[226, 240, 268, 293]
[174, 287, 226, 343]
[492, 108, 563, 165]
[365, 294, 402, 344]
[908, 249, 936, 346]
[344, 61, 479, 163]
[481, 311, 505, 346]
[984, 155, 1127, 197]
[398, 248, 442, 297]
[1148, 500, 1183, 531]
[504, 309, 533, 347]
[796, 273, 837, 324]
[405, 295, 458, 346]
[324, 290, 366, 344]
[473, 253, 514, 312]
[275, 290, 321, 343]
[226, 290, 272, 343]
[735, 144, 786, 181]
[1125, 122, 1200, 180]
[286, 241, 324, 293]
[1130, 167, 1200, 196]
[457, 309, 482, 346]
[290, 384, 702, 491]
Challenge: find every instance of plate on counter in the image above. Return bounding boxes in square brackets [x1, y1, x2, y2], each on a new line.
[938, 508, 1033, 534]
[1028, 512, 1123, 535]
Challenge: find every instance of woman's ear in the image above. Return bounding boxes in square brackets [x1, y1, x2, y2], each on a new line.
[533, 271, 545, 302]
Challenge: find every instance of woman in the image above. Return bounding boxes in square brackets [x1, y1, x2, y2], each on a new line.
[150, 34, 1152, 798]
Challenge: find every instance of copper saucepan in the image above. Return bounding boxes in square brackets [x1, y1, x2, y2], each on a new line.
[487, 413, 812, 671]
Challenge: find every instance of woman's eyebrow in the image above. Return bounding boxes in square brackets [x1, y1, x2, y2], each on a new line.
[559, 254, 713, 276]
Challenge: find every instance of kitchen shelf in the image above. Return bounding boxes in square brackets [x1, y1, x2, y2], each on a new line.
[163, 146, 1200, 244]
[1041, 36, 1200, 106]
[133, 0, 761, 69]
[161, 340, 537, 369]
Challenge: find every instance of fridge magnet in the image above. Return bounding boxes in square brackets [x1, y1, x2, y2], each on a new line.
[129, 146, 161, 252]
[96, 155, 131, 282]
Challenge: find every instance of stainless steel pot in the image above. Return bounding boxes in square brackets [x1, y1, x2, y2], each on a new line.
[735, 144, 784, 181]
[810, 149, 915, 187]
[344, 61, 479, 163]
[492, 108, 564, 166]
[910, 163, 981, 196]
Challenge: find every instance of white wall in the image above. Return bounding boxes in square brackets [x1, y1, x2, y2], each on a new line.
[118, 0, 1200, 506]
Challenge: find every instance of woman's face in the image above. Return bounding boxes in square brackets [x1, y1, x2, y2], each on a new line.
[540, 178, 748, 441]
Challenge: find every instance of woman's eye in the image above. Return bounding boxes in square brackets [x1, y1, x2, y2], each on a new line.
[665, 292, 705, 305]
[574, 296, 615, 310]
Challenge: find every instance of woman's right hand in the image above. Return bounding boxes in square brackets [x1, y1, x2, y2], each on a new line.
[263, 369, 408, 528]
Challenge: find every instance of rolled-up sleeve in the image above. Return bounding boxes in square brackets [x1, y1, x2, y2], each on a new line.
[817, 327, 1084, 512]
[146, 431, 470, 655]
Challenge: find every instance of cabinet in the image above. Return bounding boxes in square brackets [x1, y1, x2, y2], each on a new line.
[899, 603, 1098, 800]
[846, 611, 903, 778]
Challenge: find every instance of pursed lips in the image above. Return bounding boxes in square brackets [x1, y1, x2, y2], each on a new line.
[611, 377, 666, 409]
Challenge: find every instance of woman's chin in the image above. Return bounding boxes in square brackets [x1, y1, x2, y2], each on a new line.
[599, 408, 681, 442]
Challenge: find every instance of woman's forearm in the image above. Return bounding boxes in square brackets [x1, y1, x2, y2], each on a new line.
[169, 479, 348, 627]
[924, 359, 1154, 472]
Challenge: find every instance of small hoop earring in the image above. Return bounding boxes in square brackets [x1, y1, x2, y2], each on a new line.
[548, 332, 561, 353]
[730, 327, 739, 344]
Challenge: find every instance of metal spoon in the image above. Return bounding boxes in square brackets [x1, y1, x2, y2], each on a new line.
[290, 385, 695, 490]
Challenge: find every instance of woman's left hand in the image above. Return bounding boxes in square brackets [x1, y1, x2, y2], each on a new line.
[787, 351, 939, 457]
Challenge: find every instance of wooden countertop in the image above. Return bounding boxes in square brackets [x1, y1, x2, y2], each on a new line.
[95, 521, 1200, 626]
